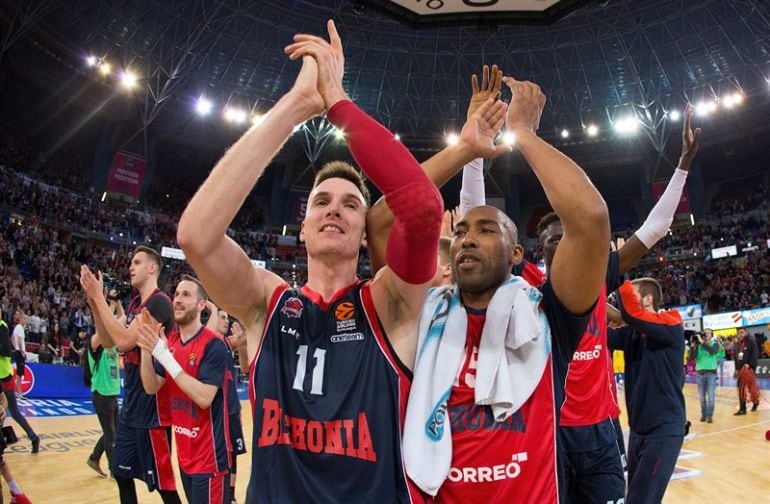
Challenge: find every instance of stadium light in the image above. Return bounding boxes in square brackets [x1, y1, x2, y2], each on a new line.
[98, 62, 112, 76]
[501, 131, 515, 146]
[195, 97, 213, 116]
[585, 124, 599, 137]
[120, 71, 138, 89]
[252, 113, 267, 127]
[334, 127, 345, 140]
[86, 55, 98, 67]
[446, 133, 459, 146]
[394, 133, 401, 141]
[668, 110, 681, 122]
[224, 107, 247, 124]
[560, 129, 569, 139]
[614, 116, 639, 134]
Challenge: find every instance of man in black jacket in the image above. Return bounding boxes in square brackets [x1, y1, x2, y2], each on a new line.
[734, 327, 759, 415]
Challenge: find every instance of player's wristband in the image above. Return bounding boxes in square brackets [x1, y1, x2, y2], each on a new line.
[151, 340, 183, 379]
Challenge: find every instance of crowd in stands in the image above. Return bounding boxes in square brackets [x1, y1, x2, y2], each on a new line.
[1, 130, 769, 364]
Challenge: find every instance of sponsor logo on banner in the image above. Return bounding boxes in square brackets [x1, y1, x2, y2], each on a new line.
[673, 304, 702, 320]
[12, 364, 35, 395]
[447, 452, 529, 483]
[281, 297, 304, 319]
[741, 307, 770, 327]
[702, 311, 742, 330]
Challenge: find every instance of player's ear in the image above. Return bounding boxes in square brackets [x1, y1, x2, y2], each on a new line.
[299, 220, 306, 243]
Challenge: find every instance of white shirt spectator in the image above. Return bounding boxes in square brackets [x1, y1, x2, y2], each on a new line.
[12, 324, 26, 354]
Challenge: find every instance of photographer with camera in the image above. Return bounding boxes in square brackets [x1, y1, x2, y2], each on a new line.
[0, 310, 39, 456]
[85, 291, 124, 479]
[689, 329, 720, 423]
[0, 394, 32, 504]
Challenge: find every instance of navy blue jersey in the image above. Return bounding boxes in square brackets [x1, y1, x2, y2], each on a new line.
[608, 281, 685, 437]
[247, 281, 421, 503]
[122, 289, 174, 428]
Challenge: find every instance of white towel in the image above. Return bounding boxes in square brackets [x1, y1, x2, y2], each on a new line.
[403, 277, 550, 496]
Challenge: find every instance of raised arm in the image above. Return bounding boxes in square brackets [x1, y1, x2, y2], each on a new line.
[366, 65, 508, 274]
[177, 57, 324, 329]
[616, 281, 683, 346]
[617, 104, 701, 274]
[504, 77, 609, 315]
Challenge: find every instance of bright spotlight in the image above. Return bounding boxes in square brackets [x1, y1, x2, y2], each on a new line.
[560, 129, 569, 139]
[446, 133, 459, 146]
[99, 62, 112, 76]
[695, 101, 714, 116]
[195, 97, 213, 116]
[585, 124, 599, 137]
[252, 113, 267, 127]
[614, 116, 639, 134]
[86, 55, 98, 67]
[394, 133, 401, 141]
[732, 92, 744, 105]
[120, 71, 138, 89]
[334, 127, 345, 140]
[501, 131, 516, 146]
[668, 110, 681, 122]
[224, 107, 247, 124]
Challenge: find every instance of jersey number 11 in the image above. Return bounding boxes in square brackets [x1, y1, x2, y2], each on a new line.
[293, 345, 326, 395]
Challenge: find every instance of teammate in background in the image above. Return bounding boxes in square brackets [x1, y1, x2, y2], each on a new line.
[0, 311, 39, 455]
[0, 394, 32, 504]
[403, 75, 610, 502]
[206, 302, 246, 504]
[80, 246, 181, 504]
[689, 329, 720, 423]
[529, 104, 700, 503]
[177, 20, 449, 501]
[138, 276, 232, 504]
[11, 312, 26, 400]
[608, 279, 686, 503]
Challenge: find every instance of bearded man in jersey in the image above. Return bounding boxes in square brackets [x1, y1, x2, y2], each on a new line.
[81, 246, 180, 504]
[137, 276, 232, 504]
[177, 21, 459, 502]
[531, 103, 702, 503]
[403, 78, 610, 503]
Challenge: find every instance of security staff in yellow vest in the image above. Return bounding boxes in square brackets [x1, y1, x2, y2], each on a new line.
[0, 314, 39, 454]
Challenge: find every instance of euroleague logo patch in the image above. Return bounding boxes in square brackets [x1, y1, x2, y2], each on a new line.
[281, 297, 304, 319]
[187, 352, 197, 367]
[335, 302, 355, 321]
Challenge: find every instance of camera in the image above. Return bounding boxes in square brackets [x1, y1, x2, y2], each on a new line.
[103, 273, 133, 301]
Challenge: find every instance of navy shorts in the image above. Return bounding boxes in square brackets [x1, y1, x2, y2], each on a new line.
[180, 469, 229, 504]
[111, 423, 176, 492]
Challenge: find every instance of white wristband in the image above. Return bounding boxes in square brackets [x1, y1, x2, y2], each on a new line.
[151, 340, 183, 380]
[635, 168, 688, 248]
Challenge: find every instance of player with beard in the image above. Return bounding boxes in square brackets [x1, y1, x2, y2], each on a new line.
[80, 246, 180, 504]
[137, 276, 231, 504]
[533, 104, 700, 503]
[177, 21, 458, 502]
[403, 77, 610, 502]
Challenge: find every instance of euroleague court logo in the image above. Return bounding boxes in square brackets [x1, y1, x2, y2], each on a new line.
[11, 363, 35, 395]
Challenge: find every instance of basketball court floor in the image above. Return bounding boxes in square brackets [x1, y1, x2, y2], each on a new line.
[2, 379, 768, 503]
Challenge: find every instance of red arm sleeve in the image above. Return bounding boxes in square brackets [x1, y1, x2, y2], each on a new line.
[327, 100, 443, 284]
[617, 280, 683, 346]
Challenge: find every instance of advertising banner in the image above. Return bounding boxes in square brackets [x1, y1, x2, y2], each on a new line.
[702, 311, 742, 330]
[741, 306, 770, 327]
[105, 151, 147, 199]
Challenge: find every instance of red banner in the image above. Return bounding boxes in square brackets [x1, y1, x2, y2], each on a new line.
[652, 179, 691, 214]
[105, 151, 147, 199]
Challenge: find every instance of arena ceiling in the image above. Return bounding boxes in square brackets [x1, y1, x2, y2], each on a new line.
[1, 0, 769, 194]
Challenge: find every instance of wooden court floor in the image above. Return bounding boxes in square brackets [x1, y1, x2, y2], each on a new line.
[2, 382, 768, 503]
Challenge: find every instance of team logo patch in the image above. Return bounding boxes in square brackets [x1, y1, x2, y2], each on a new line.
[187, 352, 197, 367]
[281, 297, 304, 319]
[335, 302, 355, 321]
